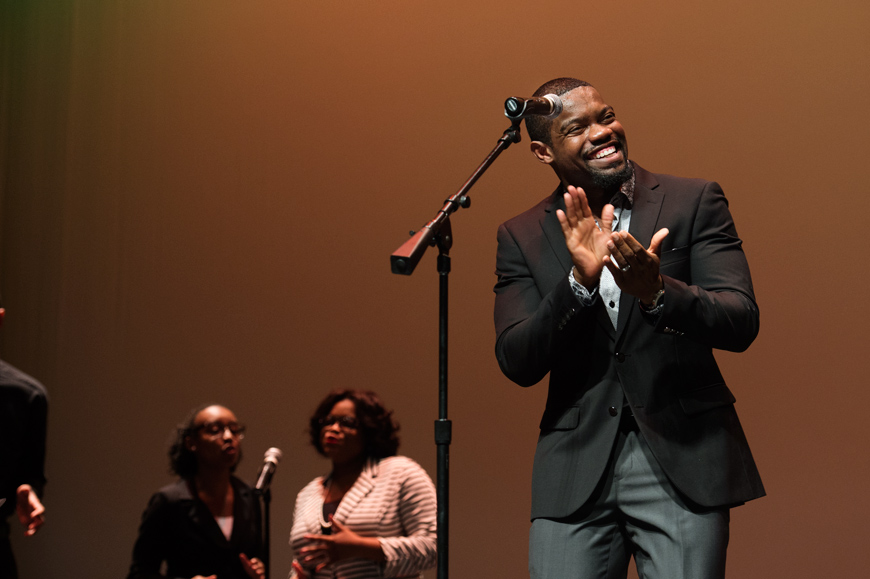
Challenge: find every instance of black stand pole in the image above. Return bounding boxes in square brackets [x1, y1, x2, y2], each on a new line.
[435, 227, 452, 578]
[390, 120, 522, 579]
[258, 489, 271, 579]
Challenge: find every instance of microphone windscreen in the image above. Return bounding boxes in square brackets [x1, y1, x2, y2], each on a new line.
[542, 94, 563, 118]
[264, 447, 283, 464]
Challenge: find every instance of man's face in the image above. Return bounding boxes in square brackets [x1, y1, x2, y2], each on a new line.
[532, 86, 631, 194]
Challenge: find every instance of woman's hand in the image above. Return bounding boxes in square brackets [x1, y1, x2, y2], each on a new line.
[299, 516, 385, 571]
[240, 553, 266, 579]
[291, 559, 311, 578]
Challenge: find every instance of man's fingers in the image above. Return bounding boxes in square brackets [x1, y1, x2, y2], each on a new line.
[603, 256, 624, 278]
[606, 246, 628, 270]
[572, 186, 592, 218]
[615, 231, 645, 254]
[556, 209, 571, 238]
[649, 228, 669, 256]
[26, 514, 44, 535]
[562, 193, 579, 228]
[600, 204, 615, 234]
[608, 233, 635, 266]
[31, 502, 45, 518]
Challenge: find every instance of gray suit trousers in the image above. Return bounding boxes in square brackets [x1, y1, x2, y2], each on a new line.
[529, 427, 730, 579]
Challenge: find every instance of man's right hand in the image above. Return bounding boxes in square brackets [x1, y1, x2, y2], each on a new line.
[556, 186, 614, 289]
[16, 484, 45, 536]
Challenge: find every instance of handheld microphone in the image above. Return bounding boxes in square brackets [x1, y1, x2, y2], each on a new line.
[504, 94, 563, 120]
[254, 447, 283, 493]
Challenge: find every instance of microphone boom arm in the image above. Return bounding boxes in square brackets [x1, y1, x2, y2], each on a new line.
[390, 118, 522, 275]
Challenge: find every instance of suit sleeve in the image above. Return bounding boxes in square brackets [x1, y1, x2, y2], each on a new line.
[379, 462, 437, 577]
[20, 385, 48, 496]
[655, 181, 759, 351]
[494, 221, 597, 387]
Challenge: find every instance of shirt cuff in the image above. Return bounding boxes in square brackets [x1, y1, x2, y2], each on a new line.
[568, 268, 599, 306]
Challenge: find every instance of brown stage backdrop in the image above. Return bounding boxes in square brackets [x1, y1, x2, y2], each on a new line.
[1, 1, 868, 577]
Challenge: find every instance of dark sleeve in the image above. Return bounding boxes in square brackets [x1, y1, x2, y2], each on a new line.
[20, 386, 48, 496]
[128, 492, 172, 579]
[493, 222, 597, 386]
[655, 181, 759, 351]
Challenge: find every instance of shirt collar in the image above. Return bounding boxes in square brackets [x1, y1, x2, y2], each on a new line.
[612, 161, 636, 208]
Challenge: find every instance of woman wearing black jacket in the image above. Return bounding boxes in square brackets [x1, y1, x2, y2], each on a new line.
[128, 404, 264, 579]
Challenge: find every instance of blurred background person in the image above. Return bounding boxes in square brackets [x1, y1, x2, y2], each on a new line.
[290, 390, 436, 578]
[0, 298, 48, 579]
[128, 404, 265, 579]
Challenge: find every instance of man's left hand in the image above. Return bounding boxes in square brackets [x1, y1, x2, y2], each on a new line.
[605, 228, 669, 304]
[16, 484, 45, 536]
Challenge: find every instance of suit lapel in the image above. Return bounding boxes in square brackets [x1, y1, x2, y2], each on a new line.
[182, 480, 232, 548]
[616, 166, 663, 338]
[625, 167, 663, 249]
[540, 188, 574, 277]
[229, 478, 250, 546]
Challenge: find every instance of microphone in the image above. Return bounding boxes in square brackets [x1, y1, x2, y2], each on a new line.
[504, 94, 562, 120]
[254, 447, 282, 493]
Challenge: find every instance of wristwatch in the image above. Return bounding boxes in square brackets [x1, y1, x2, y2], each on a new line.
[641, 288, 665, 311]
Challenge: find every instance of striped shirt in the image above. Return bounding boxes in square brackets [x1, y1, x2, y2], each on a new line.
[289, 456, 437, 578]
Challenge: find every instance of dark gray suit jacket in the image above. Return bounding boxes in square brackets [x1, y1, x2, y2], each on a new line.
[494, 163, 765, 520]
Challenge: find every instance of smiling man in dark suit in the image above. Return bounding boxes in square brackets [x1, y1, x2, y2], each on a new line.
[493, 78, 765, 579]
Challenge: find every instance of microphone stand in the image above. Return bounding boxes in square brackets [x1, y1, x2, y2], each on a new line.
[390, 118, 523, 579]
[255, 488, 272, 579]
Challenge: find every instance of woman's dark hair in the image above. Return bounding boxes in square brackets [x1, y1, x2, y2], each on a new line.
[308, 390, 400, 459]
[169, 402, 240, 478]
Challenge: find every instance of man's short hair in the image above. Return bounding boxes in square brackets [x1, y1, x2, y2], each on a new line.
[525, 78, 593, 146]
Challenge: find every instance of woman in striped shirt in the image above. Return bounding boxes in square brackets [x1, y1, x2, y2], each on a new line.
[289, 390, 436, 578]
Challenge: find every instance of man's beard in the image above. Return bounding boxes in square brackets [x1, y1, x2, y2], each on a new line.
[589, 160, 633, 192]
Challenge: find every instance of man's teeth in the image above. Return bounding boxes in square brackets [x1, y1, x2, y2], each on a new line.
[593, 146, 616, 159]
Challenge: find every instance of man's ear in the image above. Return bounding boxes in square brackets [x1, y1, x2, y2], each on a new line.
[530, 141, 554, 165]
[184, 436, 196, 452]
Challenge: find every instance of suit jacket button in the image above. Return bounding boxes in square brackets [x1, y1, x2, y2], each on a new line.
[615, 352, 626, 363]
[608, 406, 618, 417]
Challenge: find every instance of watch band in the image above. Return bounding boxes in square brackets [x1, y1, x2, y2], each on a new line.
[641, 288, 665, 311]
